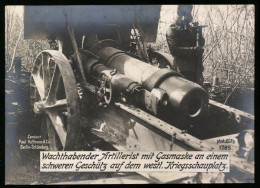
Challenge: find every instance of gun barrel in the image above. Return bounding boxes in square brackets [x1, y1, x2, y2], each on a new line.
[94, 47, 208, 118]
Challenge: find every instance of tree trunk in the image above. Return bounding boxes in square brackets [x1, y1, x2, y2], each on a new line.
[8, 28, 23, 72]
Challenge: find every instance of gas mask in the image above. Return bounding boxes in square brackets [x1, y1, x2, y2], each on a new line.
[176, 5, 193, 30]
[178, 14, 192, 30]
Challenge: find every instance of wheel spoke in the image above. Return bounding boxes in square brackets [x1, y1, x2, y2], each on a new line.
[46, 111, 67, 149]
[41, 116, 47, 139]
[46, 65, 61, 103]
[42, 53, 50, 97]
[46, 115, 59, 151]
[45, 99, 67, 111]
[32, 74, 45, 99]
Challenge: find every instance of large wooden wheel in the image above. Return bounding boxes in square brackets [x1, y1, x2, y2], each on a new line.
[30, 50, 80, 150]
[150, 56, 171, 69]
[148, 50, 174, 69]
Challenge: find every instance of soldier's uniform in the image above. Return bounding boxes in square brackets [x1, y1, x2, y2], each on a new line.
[166, 21, 205, 85]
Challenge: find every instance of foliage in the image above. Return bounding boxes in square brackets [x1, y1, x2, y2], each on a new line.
[5, 6, 50, 72]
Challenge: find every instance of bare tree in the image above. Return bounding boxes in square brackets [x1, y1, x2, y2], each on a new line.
[154, 5, 254, 102]
[5, 6, 50, 73]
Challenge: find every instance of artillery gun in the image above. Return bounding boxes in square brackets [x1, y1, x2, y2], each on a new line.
[24, 6, 254, 183]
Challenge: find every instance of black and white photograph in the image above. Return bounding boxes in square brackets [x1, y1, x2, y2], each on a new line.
[5, 4, 255, 184]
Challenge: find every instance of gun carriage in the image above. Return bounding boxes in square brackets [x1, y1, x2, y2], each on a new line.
[24, 6, 254, 183]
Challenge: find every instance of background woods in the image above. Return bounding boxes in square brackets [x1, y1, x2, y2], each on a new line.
[5, 6, 50, 73]
[155, 5, 254, 104]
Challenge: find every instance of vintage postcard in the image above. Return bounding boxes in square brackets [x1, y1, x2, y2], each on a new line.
[5, 5, 254, 184]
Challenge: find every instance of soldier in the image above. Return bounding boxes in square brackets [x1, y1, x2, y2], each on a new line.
[166, 5, 205, 86]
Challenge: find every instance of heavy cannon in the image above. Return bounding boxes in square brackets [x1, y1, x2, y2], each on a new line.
[24, 6, 254, 183]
